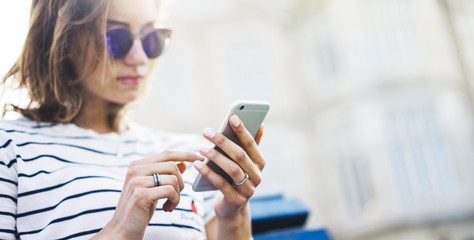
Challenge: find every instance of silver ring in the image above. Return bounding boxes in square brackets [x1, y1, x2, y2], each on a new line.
[153, 173, 160, 187]
[233, 172, 249, 186]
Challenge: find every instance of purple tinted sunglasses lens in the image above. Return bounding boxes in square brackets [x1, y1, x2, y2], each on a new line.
[106, 28, 132, 59]
[106, 28, 170, 59]
[143, 30, 168, 58]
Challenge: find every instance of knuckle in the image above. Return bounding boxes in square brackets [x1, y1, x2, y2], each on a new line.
[164, 161, 178, 173]
[239, 196, 248, 205]
[235, 150, 247, 162]
[229, 165, 242, 177]
[253, 173, 262, 186]
[126, 165, 139, 178]
[245, 188, 255, 199]
[215, 134, 226, 145]
[243, 138, 256, 148]
[162, 184, 171, 192]
[134, 188, 148, 200]
[232, 196, 246, 206]
[164, 185, 177, 196]
[170, 175, 179, 187]
[206, 149, 217, 159]
[129, 160, 138, 168]
[167, 161, 177, 169]
[129, 177, 141, 187]
[173, 165, 181, 175]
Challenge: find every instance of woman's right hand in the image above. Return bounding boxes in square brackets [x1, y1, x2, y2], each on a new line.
[93, 150, 204, 240]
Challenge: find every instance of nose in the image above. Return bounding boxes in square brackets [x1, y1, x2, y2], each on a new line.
[123, 39, 149, 66]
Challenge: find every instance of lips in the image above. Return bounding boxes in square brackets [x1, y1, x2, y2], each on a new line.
[116, 75, 142, 86]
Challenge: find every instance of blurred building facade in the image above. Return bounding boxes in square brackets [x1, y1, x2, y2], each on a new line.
[126, 0, 474, 239]
[296, 0, 474, 239]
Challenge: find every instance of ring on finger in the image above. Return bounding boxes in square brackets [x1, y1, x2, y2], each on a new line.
[153, 173, 161, 187]
[233, 172, 249, 186]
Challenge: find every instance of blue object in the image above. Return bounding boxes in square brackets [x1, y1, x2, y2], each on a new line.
[253, 228, 332, 240]
[250, 194, 309, 234]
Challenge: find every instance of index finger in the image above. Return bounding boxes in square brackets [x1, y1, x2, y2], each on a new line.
[132, 150, 204, 166]
[229, 115, 265, 170]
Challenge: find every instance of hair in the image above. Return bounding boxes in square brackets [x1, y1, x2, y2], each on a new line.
[1, 0, 116, 127]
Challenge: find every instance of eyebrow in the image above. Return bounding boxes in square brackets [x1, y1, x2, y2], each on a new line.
[106, 20, 155, 30]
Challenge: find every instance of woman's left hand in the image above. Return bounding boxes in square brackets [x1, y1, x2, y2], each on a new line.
[194, 115, 265, 218]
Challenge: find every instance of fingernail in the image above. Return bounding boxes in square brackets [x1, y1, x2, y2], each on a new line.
[195, 152, 205, 160]
[203, 128, 216, 139]
[199, 146, 210, 155]
[193, 160, 203, 170]
[230, 115, 240, 127]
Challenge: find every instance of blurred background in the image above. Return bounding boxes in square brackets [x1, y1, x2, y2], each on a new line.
[1, 0, 474, 239]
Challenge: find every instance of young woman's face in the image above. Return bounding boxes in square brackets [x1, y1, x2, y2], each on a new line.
[82, 0, 159, 106]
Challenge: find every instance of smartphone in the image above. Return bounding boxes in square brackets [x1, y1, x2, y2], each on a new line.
[192, 100, 270, 192]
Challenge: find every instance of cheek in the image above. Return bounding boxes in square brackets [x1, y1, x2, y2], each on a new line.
[75, 57, 114, 90]
[82, 75, 102, 93]
[82, 65, 113, 92]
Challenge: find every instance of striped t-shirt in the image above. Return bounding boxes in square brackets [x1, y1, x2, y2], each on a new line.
[0, 117, 218, 240]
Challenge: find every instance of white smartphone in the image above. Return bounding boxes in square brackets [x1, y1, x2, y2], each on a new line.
[192, 100, 270, 192]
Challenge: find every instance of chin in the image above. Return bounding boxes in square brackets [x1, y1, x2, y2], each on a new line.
[105, 92, 135, 104]
[115, 93, 140, 105]
[114, 98, 137, 105]
[109, 85, 145, 105]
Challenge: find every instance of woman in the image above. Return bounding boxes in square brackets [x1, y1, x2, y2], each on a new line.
[0, 0, 265, 239]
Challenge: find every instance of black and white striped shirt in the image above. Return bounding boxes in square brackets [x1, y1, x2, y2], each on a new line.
[0, 117, 217, 240]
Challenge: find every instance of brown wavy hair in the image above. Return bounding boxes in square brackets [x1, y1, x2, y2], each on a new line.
[2, 0, 114, 125]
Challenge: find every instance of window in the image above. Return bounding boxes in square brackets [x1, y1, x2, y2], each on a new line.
[385, 106, 457, 207]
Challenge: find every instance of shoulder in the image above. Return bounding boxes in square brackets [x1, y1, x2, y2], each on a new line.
[0, 117, 87, 141]
[0, 118, 40, 164]
[0, 117, 43, 141]
[0, 117, 63, 134]
[0, 117, 45, 129]
[0, 118, 116, 155]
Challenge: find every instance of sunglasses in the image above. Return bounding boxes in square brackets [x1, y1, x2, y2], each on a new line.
[106, 28, 171, 59]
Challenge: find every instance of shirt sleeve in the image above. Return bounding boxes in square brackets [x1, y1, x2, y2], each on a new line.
[0, 131, 19, 239]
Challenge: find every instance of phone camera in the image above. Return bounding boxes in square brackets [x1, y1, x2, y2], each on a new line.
[239, 105, 245, 110]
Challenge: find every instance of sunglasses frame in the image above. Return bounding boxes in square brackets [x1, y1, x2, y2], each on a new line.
[106, 27, 172, 59]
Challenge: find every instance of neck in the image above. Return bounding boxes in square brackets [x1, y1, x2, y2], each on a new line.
[74, 98, 126, 134]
